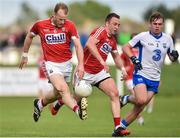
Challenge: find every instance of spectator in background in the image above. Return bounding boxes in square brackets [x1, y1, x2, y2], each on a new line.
[80, 32, 88, 48]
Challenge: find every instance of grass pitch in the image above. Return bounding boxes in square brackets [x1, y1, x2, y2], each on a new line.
[0, 64, 180, 137]
[0, 95, 180, 137]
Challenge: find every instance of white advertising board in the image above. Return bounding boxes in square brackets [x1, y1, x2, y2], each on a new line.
[0, 67, 38, 96]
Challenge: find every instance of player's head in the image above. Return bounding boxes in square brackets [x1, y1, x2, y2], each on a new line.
[149, 11, 164, 35]
[52, 2, 69, 28]
[105, 13, 120, 35]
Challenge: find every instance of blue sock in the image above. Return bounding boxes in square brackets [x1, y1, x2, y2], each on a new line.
[120, 119, 128, 128]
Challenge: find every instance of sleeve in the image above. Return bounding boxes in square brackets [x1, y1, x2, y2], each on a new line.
[91, 27, 104, 41]
[129, 33, 143, 48]
[167, 35, 175, 54]
[70, 22, 79, 40]
[30, 22, 39, 36]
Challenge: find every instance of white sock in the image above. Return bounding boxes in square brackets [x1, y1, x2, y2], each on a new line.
[37, 99, 43, 111]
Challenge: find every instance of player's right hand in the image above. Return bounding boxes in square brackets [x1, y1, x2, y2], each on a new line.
[130, 56, 142, 70]
[19, 56, 28, 69]
[76, 64, 84, 80]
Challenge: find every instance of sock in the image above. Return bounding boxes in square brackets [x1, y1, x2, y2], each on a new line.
[120, 119, 128, 128]
[73, 105, 79, 115]
[125, 95, 129, 103]
[53, 98, 64, 111]
[58, 98, 64, 105]
[38, 99, 44, 111]
[114, 117, 120, 129]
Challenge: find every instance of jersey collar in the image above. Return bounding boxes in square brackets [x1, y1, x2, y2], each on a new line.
[149, 31, 162, 39]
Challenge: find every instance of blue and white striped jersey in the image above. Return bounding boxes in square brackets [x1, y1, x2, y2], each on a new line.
[129, 31, 174, 81]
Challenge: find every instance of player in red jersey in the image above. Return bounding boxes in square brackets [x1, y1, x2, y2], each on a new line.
[19, 2, 87, 122]
[50, 13, 130, 137]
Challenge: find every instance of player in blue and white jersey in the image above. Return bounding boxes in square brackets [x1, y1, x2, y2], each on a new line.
[119, 12, 179, 130]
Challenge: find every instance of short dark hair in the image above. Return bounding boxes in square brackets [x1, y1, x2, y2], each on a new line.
[149, 11, 164, 23]
[54, 2, 68, 14]
[105, 13, 120, 22]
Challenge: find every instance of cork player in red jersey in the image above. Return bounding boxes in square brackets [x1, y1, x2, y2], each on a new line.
[19, 2, 87, 122]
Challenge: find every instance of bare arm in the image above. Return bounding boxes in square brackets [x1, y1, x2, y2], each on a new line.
[19, 32, 35, 69]
[86, 36, 109, 72]
[73, 38, 84, 79]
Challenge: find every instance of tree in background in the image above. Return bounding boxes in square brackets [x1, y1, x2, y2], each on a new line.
[16, 2, 39, 29]
[46, 0, 110, 28]
[143, 4, 180, 36]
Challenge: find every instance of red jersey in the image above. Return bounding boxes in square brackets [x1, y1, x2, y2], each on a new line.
[84, 26, 117, 74]
[30, 18, 79, 62]
[120, 49, 138, 80]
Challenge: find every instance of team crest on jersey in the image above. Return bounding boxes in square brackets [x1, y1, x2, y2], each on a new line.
[62, 27, 65, 32]
[163, 43, 167, 49]
[100, 43, 112, 55]
[45, 33, 66, 44]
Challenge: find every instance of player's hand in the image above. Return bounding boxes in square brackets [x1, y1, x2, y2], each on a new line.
[100, 60, 109, 72]
[19, 56, 28, 69]
[170, 50, 179, 62]
[76, 64, 84, 80]
[130, 56, 142, 70]
[121, 67, 128, 81]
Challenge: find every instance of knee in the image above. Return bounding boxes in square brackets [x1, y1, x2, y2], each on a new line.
[136, 98, 147, 106]
[109, 90, 119, 100]
[55, 84, 69, 93]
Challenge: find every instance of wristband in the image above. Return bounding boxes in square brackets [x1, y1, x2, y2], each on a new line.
[22, 52, 28, 58]
[121, 67, 126, 71]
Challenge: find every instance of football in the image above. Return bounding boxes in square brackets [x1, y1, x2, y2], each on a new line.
[74, 80, 92, 97]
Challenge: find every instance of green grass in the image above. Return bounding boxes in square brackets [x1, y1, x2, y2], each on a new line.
[0, 94, 180, 137]
[0, 64, 180, 137]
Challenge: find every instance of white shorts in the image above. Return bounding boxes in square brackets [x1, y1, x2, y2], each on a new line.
[125, 79, 134, 91]
[38, 78, 53, 95]
[74, 69, 111, 87]
[44, 60, 73, 82]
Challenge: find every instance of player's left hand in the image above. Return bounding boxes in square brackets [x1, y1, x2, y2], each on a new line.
[121, 67, 128, 81]
[170, 50, 179, 62]
[76, 64, 84, 80]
